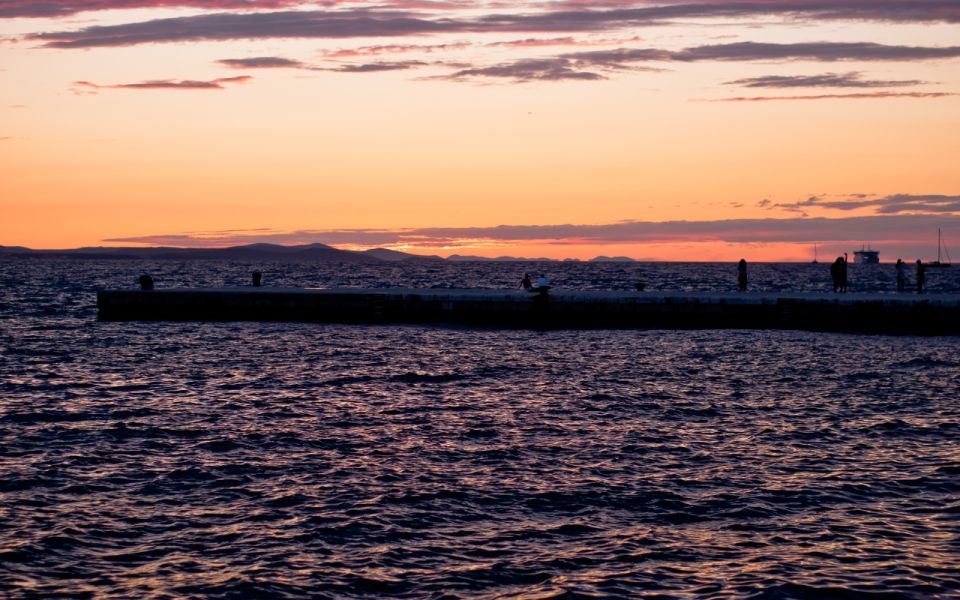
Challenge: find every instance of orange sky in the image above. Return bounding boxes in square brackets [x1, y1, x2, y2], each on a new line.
[1, 1, 959, 260]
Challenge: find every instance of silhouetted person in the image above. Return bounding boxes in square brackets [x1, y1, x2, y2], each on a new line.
[737, 259, 748, 292]
[896, 259, 906, 293]
[138, 274, 154, 291]
[841, 253, 848, 292]
[520, 273, 532, 290]
[830, 257, 844, 293]
[252, 271, 262, 287]
[916, 260, 926, 294]
[536, 275, 551, 293]
[634, 281, 645, 292]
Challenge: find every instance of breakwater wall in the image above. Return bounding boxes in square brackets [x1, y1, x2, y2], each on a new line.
[96, 288, 960, 335]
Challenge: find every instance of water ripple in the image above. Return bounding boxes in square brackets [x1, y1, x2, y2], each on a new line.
[0, 260, 958, 598]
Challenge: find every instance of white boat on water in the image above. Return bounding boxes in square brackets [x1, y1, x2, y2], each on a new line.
[853, 246, 879, 264]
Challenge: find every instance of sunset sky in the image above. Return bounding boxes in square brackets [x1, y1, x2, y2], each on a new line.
[2, 0, 959, 260]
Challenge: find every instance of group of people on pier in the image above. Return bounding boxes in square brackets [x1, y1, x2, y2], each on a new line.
[733, 256, 930, 294]
[895, 259, 926, 294]
[136, 261, 938, 294]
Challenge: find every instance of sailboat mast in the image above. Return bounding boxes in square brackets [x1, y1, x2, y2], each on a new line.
[938, 228, 942, 263]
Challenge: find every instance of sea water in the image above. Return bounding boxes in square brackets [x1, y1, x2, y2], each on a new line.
[1, 260, 958, 598]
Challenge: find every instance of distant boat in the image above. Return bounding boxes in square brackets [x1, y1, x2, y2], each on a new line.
[812, 244, 818, 264]
[853, 245, 879, 264]
[928, 228, 952, 268]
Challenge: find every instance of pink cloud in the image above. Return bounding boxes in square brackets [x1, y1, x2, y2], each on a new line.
[0, 0, 307, 18]
[323, 42, 470, 58]
[486, 35, 643, 48]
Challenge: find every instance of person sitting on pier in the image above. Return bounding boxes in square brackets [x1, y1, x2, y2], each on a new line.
[252, 271, 262, 287]
[138, 274, 154, 291]
[896, 259, 906, 293]
[737, 259, 748, 292]
[916, 259, 926, 294]
[634, 281, 645, 292]
[536, 276, 551, 298]
[520, 273, 533, 290]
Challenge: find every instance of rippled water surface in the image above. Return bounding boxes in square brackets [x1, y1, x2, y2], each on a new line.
[1, 260, 958, 599]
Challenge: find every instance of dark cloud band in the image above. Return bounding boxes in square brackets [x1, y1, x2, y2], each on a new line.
[25, 3, 960, 48]
[104, 206, 960, 248]
[725, 72, 926, 89]
[74, 75, 251, 90]
[443, 42, 960, 82]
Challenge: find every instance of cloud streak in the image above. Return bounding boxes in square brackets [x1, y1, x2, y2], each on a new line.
[706, 91, 956, 102]
[773, 194, 960, 214]
[445, 57, 610, 82]
[0, 0, 307, 19]
[440, 42, 960, 82]
[329, 60, 427, 72]
[323, 42, 470, 58]
[8, 0, 960, 23]
[217, 56, 305, 69]
[104, 212, 960, 249]
[724, 72, 926, 88]
[25, 4, 960, 49]
[74, 75, 251, 91]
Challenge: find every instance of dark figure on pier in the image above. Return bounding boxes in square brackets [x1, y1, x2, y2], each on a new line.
[841, 253, 848, 292]
[536, 276, 551, 294]
[252, 271, 262, 287]
[634, 281, 646, 292]
[916, 260, 926, 294]
[737, 259, 748, 292]
[830, 257, 844, 293]
[520, 273, 533, 290]
[896, 259, 906, 293]
[138, 274, 154, 291]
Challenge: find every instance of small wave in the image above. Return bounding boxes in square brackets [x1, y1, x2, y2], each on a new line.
[389, 371, 467, 384]
[2, 410, 94, 424]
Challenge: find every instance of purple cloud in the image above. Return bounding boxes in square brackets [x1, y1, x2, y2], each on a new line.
[705, 91, 956, 102]
[445, 57, 608, 82]
[74, 75, 251, 91]
[780, 194, 960, 214]
[25, 4, 960, 49]
[329, 60, 427, 72]
[217, 56, 305, 69]
[441, 42, 960, 82]
[725, 72, 926, 88]
[104, 210, 960, 249]
[0, 0, 308, 19]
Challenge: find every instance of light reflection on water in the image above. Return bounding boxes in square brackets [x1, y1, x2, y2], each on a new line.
[0, 260, 958, 598]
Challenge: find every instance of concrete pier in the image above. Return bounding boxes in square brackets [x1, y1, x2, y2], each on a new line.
[96, 288, 960, 335]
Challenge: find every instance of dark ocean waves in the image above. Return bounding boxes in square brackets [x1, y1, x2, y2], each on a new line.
[1, 261, 959, 598]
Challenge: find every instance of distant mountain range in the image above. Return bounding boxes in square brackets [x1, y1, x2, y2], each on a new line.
[0, 243, 441, 263]
[0, 244, 638, 263]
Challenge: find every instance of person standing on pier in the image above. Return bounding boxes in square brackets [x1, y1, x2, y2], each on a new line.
[841, 253, 849, 292]
[252, 271, 262, 287]
[916, 260, 926, 294]
[737, 259, 748, 292]
[830, 257, 844, 293]
[520, 273, 532, 290]
[896, 259, 906, 293]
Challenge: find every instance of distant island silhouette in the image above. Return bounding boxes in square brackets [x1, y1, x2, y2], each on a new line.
[0, 244, 638, 263]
